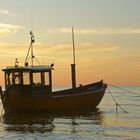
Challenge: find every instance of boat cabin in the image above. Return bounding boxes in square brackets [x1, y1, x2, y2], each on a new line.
[2, 65, 53, 94]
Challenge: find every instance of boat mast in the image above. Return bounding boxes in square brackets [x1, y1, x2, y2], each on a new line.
[72, 27, 76, 65]
[24, 31, 35, 67]
[71, 27, 76, 89]
[30, 31, 35, 67]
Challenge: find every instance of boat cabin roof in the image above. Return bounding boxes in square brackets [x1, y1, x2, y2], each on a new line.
[2, 65, 52, 73]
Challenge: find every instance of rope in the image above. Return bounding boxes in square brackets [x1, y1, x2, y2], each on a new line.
[24, 44, 41, 66]
[0, 105, 4, 121]
[108, 83, 140, 96]
[24, 43, 31, 65]
[34, 56, 41, 65]
[0, 90, 5, 121]
[107, 87, 128, 113]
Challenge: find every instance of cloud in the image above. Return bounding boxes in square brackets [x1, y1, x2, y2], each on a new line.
[0, 9, 14, 16]
[0, 23, 23, 36]
[39, 43, 120, 53]
[0, 43, 26, 57]
[0, 42, 120, 59]
[47, 27, 140, 35]
[76, 43, 120, 52]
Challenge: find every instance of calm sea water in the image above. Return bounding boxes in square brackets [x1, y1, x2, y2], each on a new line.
[0, 86, 140, 140]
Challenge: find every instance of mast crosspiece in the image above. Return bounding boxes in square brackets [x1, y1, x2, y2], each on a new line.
[24, 31, 36, 67]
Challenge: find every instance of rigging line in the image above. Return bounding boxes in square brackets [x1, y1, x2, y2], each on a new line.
[108, 83, 140, 96]
[34, 56, 41, 65]
[24, 43, 31, 65]
[107, 87, 128, 113]
[27, 56, 31, 62]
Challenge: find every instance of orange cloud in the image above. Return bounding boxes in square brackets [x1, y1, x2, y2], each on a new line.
[33, 43, 120, 53]
[0, 42, 119, 58]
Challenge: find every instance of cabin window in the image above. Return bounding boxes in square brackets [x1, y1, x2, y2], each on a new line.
[6, 72, 21, 86]
[31, 72, 50, 86]
[14, 72, 21, 84]
[33, 72, 41, 85]
[6, 73, 12, 86]
[45, 72, 49, 85]
[23, 72, 30, 85]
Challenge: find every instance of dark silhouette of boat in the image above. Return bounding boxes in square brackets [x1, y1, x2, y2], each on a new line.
[0, 29, 107, 114]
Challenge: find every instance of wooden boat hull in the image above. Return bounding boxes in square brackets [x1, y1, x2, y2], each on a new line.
[1, 81, 107, 114]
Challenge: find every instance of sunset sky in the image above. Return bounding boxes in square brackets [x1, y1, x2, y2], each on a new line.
[0, 0, 140, 86]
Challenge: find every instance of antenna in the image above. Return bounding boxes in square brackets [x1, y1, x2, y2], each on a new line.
[24, 15, 40, 67]
[30, 12, 34, 32]
[30, 13, 35, 66]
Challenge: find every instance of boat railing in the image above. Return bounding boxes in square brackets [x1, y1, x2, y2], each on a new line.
[6, 65, 50, 69]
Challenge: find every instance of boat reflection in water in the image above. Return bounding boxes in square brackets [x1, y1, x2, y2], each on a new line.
[2, 108, 104, 133]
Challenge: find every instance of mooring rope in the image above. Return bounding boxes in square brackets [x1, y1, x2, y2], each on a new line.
[107, 87, 128, 113]
[106, 82, 140, 113]
[0, 105, 4, 121]
[108, 83, 140, 96]
[0, 90, 5, 121]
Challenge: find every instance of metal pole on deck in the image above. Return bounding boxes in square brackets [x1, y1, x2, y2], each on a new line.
[72, 27, 76, 65]
[71, 27, 76, 89]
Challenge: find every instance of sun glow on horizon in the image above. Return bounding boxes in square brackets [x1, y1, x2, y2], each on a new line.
[0, 0, 140, 86]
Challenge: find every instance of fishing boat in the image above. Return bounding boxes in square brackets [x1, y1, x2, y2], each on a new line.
[0, 29, 107, 114]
